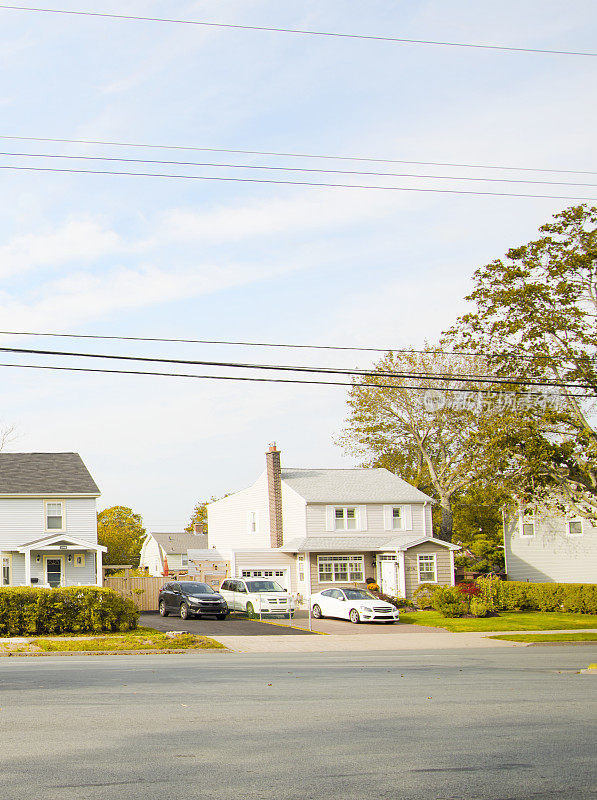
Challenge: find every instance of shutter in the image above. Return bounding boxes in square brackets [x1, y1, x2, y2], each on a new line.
[402, 505, 413, 531]
[358, 505, 367, 531]
[383, 505, 392, 531]
[325, 506, 335, 531]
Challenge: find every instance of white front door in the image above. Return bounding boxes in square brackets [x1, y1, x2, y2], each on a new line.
[380, 559, 398, 596]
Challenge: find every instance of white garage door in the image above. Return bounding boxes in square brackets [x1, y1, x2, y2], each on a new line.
[240, 568, 289, 589]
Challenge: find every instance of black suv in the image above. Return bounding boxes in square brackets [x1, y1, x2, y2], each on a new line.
[158, 581, 229, 620]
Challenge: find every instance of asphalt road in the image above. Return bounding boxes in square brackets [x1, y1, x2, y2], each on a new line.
[1, 647, 595, 800]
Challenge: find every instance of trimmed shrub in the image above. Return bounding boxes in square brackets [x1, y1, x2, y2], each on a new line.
[431, 586, 468, 618]
[469, 598, 489, 617]
[0, 587, 139, 637]
[413, 583, 438, 609]
[474, 577, 597, 614]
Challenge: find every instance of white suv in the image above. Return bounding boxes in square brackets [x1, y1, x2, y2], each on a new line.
[219, 578, 295, 617]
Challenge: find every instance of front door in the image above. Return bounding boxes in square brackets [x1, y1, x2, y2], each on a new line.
[380, 559, 398, 596]
[46, 557, 63, 587]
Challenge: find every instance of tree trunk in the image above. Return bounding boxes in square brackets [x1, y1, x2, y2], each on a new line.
[439, 503, 453, 542]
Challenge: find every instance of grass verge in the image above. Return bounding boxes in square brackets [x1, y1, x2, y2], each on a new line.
[2, 633, 224, 653]
[487, 632, 597, 643]
[398, 610, 597, 633]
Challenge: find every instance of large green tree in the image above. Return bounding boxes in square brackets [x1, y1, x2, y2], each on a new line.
[448, 204, 597, 519]
[97, 506, 146, 567]
[339, 347, 513, 540]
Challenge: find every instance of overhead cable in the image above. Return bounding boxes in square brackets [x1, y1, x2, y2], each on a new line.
[1, 151, 595, 187]
[1, 135, 594, 176]
[0, 5, 594, 57]
[0, 362, 588, 397]
[0, 345, 592, 390]
[2, 164, 595, 200]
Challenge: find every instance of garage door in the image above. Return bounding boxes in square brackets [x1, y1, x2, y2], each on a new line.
[240, 569, 289, 589]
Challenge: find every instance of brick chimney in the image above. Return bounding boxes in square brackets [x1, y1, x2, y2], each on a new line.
[266, 442, 283, 548]
[193, 523, 204, 535]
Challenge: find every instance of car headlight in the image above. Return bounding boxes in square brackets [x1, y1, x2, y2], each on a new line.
[188, 598, 200, 605]
[361, 606, 373, 612]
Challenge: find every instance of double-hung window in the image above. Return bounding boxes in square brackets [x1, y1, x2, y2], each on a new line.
[417, 554, 437, 583]
[45, 501, 64, 531]
[318, 555, 364, 583]
[520, 512, 535, 537]
[249, 511, 258, 533]
[392, 507, 402, 530]
[334, 507, 357, 530]
[567, 519, 583, 536]
[297, 555, 305, 582]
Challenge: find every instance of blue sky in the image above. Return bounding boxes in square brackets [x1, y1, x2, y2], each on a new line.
[0, 0, 595, 530]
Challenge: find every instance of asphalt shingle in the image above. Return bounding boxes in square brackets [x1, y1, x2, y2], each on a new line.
[281, 468, 433, 503]
[0, 453, 100, 494]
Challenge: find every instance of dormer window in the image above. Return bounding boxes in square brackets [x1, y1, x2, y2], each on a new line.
[45, 501, 64, 531]
[335, 507, 356, 530]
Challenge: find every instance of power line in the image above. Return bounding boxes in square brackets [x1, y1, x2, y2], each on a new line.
[0, 361, 587, 397]
[0, 5, 594, 58]
[2, 150, 595, 188]
[0, 344, 592, 390]
[1, 136, 594, 176]
[0, 329, 582, 365]
[2, 163, 596, 200]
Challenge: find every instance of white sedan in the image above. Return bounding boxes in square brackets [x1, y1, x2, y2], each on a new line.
[311, 588, 399, 624]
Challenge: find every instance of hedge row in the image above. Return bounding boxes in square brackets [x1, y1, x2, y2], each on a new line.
[475, 576, 597, 614]
[0, 587, 139, 636]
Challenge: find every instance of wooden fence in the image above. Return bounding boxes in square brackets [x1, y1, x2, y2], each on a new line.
[104, 576, 168, 611]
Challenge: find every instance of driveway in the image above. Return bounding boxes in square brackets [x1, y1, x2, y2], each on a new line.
[140, 611, 315, 636]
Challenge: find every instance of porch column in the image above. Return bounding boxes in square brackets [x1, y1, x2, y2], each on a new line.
[449, 550, 456, 586]
[304, 551, 312, 600]
[96, 550, 103, 586]
[24, 550, 31, 586]
[397, 550, 407, 598]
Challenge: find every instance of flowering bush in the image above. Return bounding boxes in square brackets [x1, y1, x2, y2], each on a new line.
[366, 582, 380, 592]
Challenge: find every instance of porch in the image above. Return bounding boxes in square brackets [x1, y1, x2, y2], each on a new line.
[2, 533, 107, 587]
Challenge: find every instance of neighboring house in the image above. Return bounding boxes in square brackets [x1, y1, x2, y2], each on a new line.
[0, 452, 106, 588]
[207, 444, 459, 598]
[503, 507, 597, 583]
[139, 528, 208, 575]
[187, 548, 230, 588]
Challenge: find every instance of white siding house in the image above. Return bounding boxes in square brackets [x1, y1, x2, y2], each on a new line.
[504, 509, 597, 583]
[139, 531, 209, 575]
[208, 444, 458, 598]
[0, 453, 105, 588]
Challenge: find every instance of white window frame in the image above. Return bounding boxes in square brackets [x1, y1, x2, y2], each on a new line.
[317, 555, 364, 583]
[566, 519, 583, 537]
[334, 507, 357, 531]
[248, 511, 258, 534]
[297, 554, 305, 582]
[44, 500, 65, 532]
[181, 554, 189, 566]
[519, 511, 535, 538]
[417, 553, 437, 583]
[391, 507, 403, 531]
[1, 553, 12, 586]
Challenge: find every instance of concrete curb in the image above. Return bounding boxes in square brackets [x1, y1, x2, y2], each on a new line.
[0, 647, 229, 657]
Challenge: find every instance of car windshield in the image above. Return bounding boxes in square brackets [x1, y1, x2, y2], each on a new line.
[179, 582, 215, 595]
[343, 589, 376, 600]
[245, 580, 285, 593]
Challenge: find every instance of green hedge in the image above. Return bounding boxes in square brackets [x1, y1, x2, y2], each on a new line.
[475, 576, 597, 614]
[0, 587, 139, 636]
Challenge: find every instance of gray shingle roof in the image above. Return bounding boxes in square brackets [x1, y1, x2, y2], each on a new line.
[281, 468, 433, 503]
[0, 452, 100, 494]
[151, 532, 208, 554]
[281, 534, 456, 552]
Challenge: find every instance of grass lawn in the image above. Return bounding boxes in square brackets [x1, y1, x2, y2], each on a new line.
[487, 632, 597, 643]
[1, 632, 224, 653]
[399, 610, 597, 632]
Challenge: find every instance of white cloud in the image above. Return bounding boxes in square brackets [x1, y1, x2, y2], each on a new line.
[0, 219, 121, 278]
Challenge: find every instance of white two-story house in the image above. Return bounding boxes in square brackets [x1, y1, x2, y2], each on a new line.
[504, 507, 597, 583]
[0, 453, 106, 588]
[208, 444, 458, 598]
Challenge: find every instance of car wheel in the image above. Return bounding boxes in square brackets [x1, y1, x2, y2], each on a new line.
[349, 608, 361, 624]
[217, 614, 227, 620]
[159, 600, 169, 617]
[246, 602, 255, 618]
[312, 604, 323, 619]
[180, 602, 190, 620]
